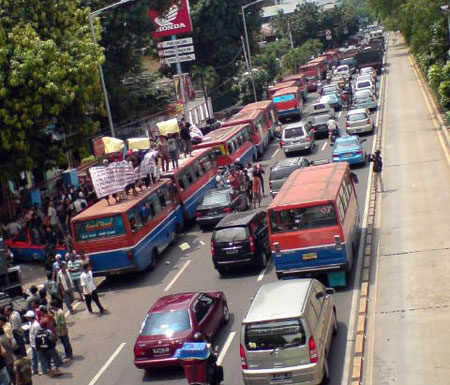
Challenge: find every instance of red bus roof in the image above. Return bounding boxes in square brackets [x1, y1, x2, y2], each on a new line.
[282, 74, 306, 82]
[267, 81, 297, 92]
[72, 179, 172, 220]
[223, 109, 262, 126]
[272, 86, 300, 97]
[241, 100, 274, 112]
[308, 56, 327, 64]
[194, 124, 250, 147]
[268, 163, 348, 209]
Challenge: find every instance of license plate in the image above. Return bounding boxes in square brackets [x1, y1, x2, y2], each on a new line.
[153, 347, 169, 355]
[343, 153, 352, 158]
[271, 373, 292, 382]
[303, 253, 317, 260]
[227, 249, 238, 254]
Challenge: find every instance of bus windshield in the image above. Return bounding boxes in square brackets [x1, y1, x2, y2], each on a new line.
[74, 215, 126, 242]
[269, 203, 338, 233]
[273, 94, 295, 103]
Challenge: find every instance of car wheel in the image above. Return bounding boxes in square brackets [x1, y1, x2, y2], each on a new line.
[259, 249, 268, 269]
[222, 303, 230, 324]
[332, 307, 338, 336]
[217, 267, 227, 276]
[321, 359, 330, 384]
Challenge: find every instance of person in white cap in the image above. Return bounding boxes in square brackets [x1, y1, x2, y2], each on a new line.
[52, 254, 63, 280]
[25, 310, 42, 376]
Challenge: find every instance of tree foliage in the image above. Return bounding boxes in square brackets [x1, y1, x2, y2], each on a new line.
[191, 65, 217, 118]
[232, 68, 270, 105]
[0, 0, 104, 179]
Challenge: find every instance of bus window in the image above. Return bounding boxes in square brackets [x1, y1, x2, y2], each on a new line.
[185, 167, 195, 186]
[336, 199, 345, 222]
[227, 140, 235, 155]
[128, 207, 143, 232]
[177, 175, 187, 191]
[193, 162, 202, 178]
[270, 204, 338, 233]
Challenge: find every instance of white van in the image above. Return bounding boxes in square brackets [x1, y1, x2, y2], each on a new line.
[240, 279, 337, 385]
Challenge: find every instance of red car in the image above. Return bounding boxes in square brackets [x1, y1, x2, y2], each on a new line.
[133, 291, 229, 369]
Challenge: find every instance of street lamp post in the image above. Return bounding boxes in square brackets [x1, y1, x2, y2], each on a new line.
[89, 0, 135, 137]
[242, 0, 264, 103]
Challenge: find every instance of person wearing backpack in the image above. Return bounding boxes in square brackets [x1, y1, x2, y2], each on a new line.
[35, 319, 62, 377]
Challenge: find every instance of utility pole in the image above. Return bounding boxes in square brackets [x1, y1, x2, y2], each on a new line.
[287, 19, 294, 50]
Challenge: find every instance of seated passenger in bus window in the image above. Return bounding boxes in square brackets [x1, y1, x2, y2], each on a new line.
[130, 217, 138, 232]
[141, 202, 152, 224]
[178, 177, 186, 191]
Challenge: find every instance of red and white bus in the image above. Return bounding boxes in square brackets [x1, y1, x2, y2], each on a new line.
[309, 56, 329, 79]
[221, 109, 270, 158]
[281, 74, 309, 101]
[240, 100, 279, 140]
[272, 86, 304, 121]
[267, 162, 360, 287]
[267, 81, 297, 100]
[193, 124, 256, 167]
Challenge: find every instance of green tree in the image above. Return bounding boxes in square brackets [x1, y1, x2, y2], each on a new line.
[281, 39, 324, 74]
[254, 39, 290, 83]
[0, 0, 104, 179]
[191, 65, 217, 119]
[232, 67, 270, 104]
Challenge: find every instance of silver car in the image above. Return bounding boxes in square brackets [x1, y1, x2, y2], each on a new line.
[345, 108, 373, 134]
[240, 279, 337, 385]
[281, 121, 315, 155]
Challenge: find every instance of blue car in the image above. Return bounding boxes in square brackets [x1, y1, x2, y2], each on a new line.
[319, 94, 342, 111]
[332, 135, 367, 165]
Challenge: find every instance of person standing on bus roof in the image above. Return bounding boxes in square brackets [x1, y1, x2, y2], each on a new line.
[157, 136, 170, 173]
[168, 135, 179, 170]
[180, 122, 193, 158]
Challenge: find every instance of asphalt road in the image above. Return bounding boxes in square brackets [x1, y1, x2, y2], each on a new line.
[33, 78, 381, 385]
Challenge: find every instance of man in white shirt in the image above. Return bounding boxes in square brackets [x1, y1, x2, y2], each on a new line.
[73, 193, 88, 213]
[47, 201, 59, 231]
[25, 310, 43, 375]
[80, 264, 106, 315]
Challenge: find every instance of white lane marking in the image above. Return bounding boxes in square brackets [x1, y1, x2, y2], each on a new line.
[321, 142, 328, 151]
[271, 148, 280, 159]
[88, 343, 126, 385]
[257, 259, 271, 282]
[217, 331, 236, 366]
[64, 300, 84, 317]
[164, 260, 191, 292]
[199, 240, 205, 246]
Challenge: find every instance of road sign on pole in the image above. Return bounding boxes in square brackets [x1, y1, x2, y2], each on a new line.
[157, 37, 193, 49]
[160, 54, 196, 65]
[158, 45, 194, 57]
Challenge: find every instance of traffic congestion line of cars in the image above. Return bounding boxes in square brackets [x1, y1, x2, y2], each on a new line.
[130, 25, 384, 385]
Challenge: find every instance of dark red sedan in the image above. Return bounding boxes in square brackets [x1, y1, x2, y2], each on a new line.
[133, 291, 229, 369]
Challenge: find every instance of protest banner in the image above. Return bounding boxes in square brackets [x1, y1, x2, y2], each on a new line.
[90, 161, 137, 198]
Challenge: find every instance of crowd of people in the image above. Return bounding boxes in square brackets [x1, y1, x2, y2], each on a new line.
[215, 162, 266, 209]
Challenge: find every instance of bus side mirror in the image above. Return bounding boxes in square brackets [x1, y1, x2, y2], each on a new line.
[334, 235, 343, 250]
[273, 242, 281, 257]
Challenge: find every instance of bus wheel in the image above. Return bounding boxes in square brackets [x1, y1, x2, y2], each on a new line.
[149, 249, 158, 271]
[276, 271, 284, 280]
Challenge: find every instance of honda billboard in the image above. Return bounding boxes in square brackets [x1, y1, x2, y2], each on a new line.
[149, 0, 193, 38]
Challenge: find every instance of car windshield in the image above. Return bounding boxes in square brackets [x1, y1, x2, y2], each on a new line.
[348, 113, 368, 121]
[202, 191, 229, 206]
[213, 227, 248, 243]
[357, 81, 372, 88]
[284, 126, 305, 138]
[335, 139, 359, 150]
[245, 319, 306, 351]
[337, 67, 348, 72]
[270, 166, 298, 181]
[141, 310, 191, 337]
[269, 203, 338, 233]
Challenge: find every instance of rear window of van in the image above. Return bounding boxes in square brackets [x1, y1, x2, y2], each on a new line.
[245, 319, 306, 351]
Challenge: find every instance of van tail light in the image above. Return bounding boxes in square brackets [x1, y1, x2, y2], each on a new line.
[210, 241, 215, 257]
[306, 137, 311, 142]
[134, 344, 145, 357]
[249, 236, 255, 253]
[127, 250, 134, 263]
[366, 119, 371, 125]
[240, 344, 248, 370]
[356, 150, 362, 155]
[195, 211, 202, 219]
[280, 141, 285, 148]
[223, 207, 232, 213]
[269, 182, 273, 190]
[309, 336, 318, 363]
[346, 121, 350, 127]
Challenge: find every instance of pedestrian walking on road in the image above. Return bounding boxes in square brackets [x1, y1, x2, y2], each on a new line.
[56, 262, 74, 314]
[25, 311, 41, 376]
[252, 171, 262, 209]
[369, 150, 384, 192]
[13, 346, 32, 385]
[4, 305, 26, 357]
[50, 301, 73, 361]
[68, 254, 84, 302]
[80, 264, 106, 315]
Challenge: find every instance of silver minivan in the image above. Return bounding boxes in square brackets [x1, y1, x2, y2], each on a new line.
[240, 279, 337, 385]
[281, 122, 315, 155]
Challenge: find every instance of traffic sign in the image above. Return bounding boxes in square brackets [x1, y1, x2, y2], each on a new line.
[157, 37, 193, 49]
[158, 45, 194, 57]
[160, 53, 196, 65]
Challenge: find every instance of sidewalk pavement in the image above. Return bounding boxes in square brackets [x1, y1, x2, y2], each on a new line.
[367, 34, 450, 385]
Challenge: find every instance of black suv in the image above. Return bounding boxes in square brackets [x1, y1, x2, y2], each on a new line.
[211, 210, 270, 275]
